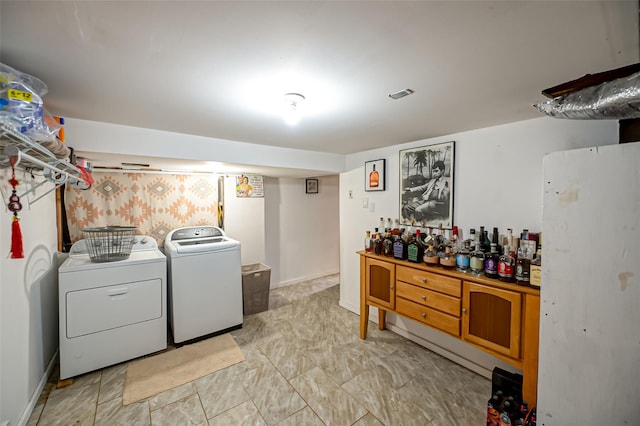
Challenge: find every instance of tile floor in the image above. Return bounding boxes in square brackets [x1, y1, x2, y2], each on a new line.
[27, 273, 490, 425]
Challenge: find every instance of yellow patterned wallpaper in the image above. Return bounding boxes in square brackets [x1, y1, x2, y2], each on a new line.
[65, 172, 219, 245]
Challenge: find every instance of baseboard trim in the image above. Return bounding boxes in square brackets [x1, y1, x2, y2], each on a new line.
[272, 270, 340, 289]
[17, 349, 58, 426]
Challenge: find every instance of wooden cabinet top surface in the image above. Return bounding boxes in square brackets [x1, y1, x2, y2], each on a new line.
[358, 251, 540, 296]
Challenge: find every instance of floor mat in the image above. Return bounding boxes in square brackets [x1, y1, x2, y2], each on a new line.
[122, 333, 245, 405]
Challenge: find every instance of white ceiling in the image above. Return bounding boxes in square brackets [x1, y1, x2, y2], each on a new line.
[1, 1, 638, 170]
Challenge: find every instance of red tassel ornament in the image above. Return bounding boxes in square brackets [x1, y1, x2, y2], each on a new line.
[11, 214, 24, 258]
[8, 158, 24, 259]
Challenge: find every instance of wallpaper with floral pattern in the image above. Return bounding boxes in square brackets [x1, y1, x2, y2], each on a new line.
[65, 172, 219, 245]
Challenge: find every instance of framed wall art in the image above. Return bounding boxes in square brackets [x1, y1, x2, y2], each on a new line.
[305, 178, 319, 194]
[399, 141, 455, 229]
[364, 159, 385, 191]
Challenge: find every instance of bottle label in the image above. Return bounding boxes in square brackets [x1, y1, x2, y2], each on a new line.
[530, 265, 542, 287]
[498, 261, 514, 277]
[393, 241, 405, 259]
[456, 254, 470, 268]
[470, 257, 484, 271]
[485, 258, 498, 274]
[407, 244, 418, 262]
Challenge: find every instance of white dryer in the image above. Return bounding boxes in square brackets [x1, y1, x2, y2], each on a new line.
[58, 236, 167, 380]
[165, 226, 242, 344]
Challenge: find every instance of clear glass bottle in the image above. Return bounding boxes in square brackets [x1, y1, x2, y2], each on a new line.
[498, 245, 516, 283]
[364, 230, 372, 253]
[515, 244, 531, 286]
[484, 243, 500, 279]
[456, 241, 470, 273]
[440, 246, 456, 269]
[470, 241, 485, 276]
[424, 243, 440, 267]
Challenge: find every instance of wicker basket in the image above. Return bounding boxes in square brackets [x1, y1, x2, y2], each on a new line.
[81, 226, 138, 263]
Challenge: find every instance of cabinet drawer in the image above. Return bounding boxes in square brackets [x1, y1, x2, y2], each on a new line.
[396, 266, 461, 297]
[396, 281, 460, 316]
[396, 297, 460, 337]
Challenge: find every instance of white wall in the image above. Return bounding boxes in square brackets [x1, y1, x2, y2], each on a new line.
[0, 176, 59, 426]
[340, 117, 619, 377]
[264, 175, 340, 288]
[223, 176, 266, 266]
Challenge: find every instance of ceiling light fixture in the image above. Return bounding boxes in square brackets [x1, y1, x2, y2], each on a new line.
[388, 89, 415, 100]
[283, 93, 305, 125]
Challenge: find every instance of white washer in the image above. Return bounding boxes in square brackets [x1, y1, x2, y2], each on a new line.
[58, 236, 167, 380]
[164, 226, 242, 344]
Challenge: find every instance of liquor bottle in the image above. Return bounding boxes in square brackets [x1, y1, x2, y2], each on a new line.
[369, 164, 379, 188]
[364, 230, 373, 253]
[374, 231, 383, 255]
[487, 395, 501, 426]
[383, 232, 394, 257]
[393, 234, 408, 260]
[491, 227, 502, 255]
[386, 217, 393, 232]
[451, 225, 459, 247]
[379, 217, 385, 232]
[498, 245, 516, 283]
[484, 243, 500, 279]
[424, 244, 440, 267]
[481, 227, 491, 252]
[407, 231, 424, 263]
[529, 246, 542, 289]
[470, 241, 485, 276]
[440, 246, 456, 269]
[515, 244, 531, 286]
[456, 241, 470, 273]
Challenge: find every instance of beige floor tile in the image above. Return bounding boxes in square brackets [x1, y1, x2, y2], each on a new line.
[276, 406, 325, 426]
[290, 367, 367, 426]
[98, 362, 128, 403]
[239, 363, 306, 424]
[95, 397, 150, 425]
[194, 367, 250, 419]
[207, 400, 267, 426]
[38, 382, 99, 425]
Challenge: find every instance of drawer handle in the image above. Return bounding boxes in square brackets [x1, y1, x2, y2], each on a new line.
[390, 285, 395, 289]
[107, 287, 129, 296]
[421, 278, 427, 283]
[462, 308, 468, 314]
[421, 295, 427, 301]
[421, 312, 427, 318]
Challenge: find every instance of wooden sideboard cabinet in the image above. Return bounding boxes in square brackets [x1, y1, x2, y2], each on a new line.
[358, 251, 540, 407]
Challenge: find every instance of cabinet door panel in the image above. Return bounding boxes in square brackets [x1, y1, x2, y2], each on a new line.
[365, 258, 395, 309]
[462, 281, 521, 359]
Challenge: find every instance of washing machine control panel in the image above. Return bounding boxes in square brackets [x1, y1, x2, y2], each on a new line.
[169, 226, 224, 241]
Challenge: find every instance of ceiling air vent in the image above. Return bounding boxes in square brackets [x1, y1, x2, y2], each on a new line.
[388, 89, 415, 100]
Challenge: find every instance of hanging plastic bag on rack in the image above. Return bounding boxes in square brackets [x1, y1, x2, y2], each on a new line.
[0, 62, 61, 142]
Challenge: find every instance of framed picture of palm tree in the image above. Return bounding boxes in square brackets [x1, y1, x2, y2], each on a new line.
[399, 141, 455, 229]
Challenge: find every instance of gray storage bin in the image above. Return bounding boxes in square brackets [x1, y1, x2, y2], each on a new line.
[241, 263, 271, 315]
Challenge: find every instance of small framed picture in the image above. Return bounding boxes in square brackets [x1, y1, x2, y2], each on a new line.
[306, 178, 318, 194]
[365, 159, 385, 191]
